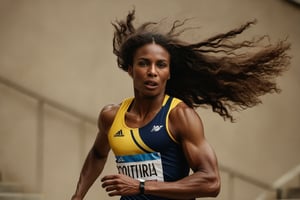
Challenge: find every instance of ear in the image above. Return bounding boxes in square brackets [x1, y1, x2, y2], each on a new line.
[128, 66, 133, 77]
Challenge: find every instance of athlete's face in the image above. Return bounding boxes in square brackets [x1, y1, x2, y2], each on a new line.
[128, 43, 170, 97]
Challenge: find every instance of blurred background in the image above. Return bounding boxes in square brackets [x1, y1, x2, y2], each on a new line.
[0, 0, 299, 200]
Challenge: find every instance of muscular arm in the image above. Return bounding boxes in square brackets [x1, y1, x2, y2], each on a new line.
[71, 105, 117, 200]
[101, 103, 220, 199]
[145, 103, 220, 199]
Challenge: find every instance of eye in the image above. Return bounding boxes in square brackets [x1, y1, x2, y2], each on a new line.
[137, 60, 149, 67]
[156, 61, 168, 68]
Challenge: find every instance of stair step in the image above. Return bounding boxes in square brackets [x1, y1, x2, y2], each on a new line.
[286, 187, 300, 198]
[0, 183, 23, 193]
[0, 192, 42, 200]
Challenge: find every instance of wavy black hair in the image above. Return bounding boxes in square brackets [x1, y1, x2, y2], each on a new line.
[112, 9, 291, 121]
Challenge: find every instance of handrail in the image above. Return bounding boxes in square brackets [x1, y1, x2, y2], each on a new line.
[0, 75, 97, 124]
[272, 163, 300, 189]
[0, 75, 275, 197]
[219, 164, 273, 190]
[256, 164, 300, 200]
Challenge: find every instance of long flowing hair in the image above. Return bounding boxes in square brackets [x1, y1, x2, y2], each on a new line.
[112, 9, 291, 121]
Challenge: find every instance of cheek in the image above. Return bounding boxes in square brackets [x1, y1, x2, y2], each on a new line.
[163, 69, 171, 80]
[132, 68, 145, 80]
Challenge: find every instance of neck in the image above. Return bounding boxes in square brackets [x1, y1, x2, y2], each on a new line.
[130, 93, 166, 118]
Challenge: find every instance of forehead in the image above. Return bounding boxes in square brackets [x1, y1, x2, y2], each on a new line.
[134, 43, 170, 61]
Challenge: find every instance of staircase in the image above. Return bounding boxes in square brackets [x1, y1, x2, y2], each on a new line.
[0, 172, 42, 200]
[277, 187, 300, 199]
[286, 187, 300, 199]
[274, 165, 300, 200]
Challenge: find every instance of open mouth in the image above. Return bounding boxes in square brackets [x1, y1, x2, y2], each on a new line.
[144, 81, 158, 89]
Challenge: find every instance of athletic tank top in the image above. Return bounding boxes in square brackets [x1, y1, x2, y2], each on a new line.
[108, 95, 190, 200]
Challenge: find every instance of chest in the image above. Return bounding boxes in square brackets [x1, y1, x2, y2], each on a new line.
[109, 109, 175, 156]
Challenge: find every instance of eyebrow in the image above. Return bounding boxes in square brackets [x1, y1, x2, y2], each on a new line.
[137, 57, 168, 62]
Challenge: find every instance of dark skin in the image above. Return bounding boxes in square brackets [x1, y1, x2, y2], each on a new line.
[71, 43, 220, 200]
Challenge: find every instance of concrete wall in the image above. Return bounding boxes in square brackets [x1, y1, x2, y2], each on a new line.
[0, 0, 299, 200]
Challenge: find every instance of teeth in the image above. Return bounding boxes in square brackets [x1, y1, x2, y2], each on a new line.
[146, 81, 156, 86]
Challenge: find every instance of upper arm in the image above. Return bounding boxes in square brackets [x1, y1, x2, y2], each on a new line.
[169, 104, 219, 176]
[92, 104, 119, 158]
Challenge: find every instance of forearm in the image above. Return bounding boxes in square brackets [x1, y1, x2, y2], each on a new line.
[72, 148, 108, 199]
[145, 171, 220, 199]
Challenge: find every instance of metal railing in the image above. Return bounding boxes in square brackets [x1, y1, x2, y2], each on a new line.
[219, 164, 274, 199]
[257, 164, 300, 200]
[0, 75, 96, 124]
[0, 75, 292, 199]
[0, 75, 96, 193]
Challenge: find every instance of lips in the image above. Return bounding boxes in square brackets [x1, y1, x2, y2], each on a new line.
[144, 80, 158, 89]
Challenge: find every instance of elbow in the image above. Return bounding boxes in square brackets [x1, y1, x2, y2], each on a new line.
[207, 176, 221, 197]
[211, 181, 221, 197]
[195, 174, 220, 198]
[193, 173, 221, 198]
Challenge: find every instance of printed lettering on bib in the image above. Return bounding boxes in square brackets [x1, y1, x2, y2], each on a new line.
[116, 152, 164, 181]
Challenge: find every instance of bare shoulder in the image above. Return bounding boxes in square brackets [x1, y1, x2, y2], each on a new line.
[169, 102, 201, 123]
[169, 102, 204, 140]
[100, 103, 120, 116]
[98, 103, 120, 131]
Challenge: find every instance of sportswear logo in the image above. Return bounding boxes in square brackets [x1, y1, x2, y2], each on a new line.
[150, 125, 163, 132]
[114, 130, 124, 137]
[117, 157, 125, 163]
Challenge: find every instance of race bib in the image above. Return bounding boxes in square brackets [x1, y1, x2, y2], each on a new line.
[116, 152, 164, 181]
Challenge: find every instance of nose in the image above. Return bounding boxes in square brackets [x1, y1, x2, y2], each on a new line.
[147, 64, 157, 77]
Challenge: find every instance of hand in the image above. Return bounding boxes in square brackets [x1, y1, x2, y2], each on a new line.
[101, 174, 140, 196]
